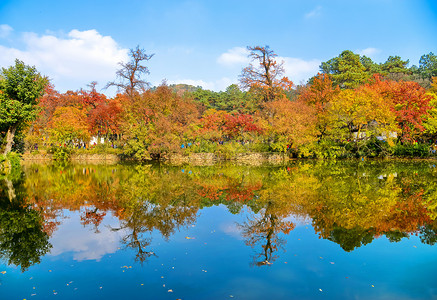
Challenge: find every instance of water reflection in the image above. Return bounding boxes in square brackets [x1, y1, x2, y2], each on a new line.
[0, 175, 51, 271]
[1, 160, 437, 271]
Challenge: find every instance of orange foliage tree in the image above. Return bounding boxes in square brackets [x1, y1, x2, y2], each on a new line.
[299, 73, 340, 140]
[258, 98, 318, 152]
[49, 106, 90, 145]
[120, 84, 199, 159]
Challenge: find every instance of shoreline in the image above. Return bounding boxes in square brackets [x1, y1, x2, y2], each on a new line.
[19, 152, 437, 166]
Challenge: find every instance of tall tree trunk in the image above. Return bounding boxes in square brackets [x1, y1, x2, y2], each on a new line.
[3, 124, 17, 155]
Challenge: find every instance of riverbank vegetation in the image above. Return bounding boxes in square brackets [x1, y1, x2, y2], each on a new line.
[1, 47, 437, 161]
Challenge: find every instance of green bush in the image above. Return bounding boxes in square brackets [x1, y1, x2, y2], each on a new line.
[6, 152, 21, 169]
[298, 139, 350, 159]
[215, 141, 246, 159]
[184, 141, 218, 154]
[247, 142, 270, 153]
[393, 143, 430, 157]
[49, 146, 72, 161]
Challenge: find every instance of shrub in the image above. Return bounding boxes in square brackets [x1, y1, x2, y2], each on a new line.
[393, 143, 430, 157]
[215, 141, 246, 160]
[49, 146, 72, 161]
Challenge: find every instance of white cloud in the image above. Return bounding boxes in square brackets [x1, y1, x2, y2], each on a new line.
[217, 47, 249, 67]
[357, 47, 381, 57]
[0, 24, 13, 38]
[166, 77, 235, 91]
[0, 29, 128, 92]
[49, 213, 127, 262]
[305, 6, 322, 19]
[280, 56, 321, 85]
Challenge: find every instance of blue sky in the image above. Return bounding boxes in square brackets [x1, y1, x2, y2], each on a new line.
[0, 0, 436, 95]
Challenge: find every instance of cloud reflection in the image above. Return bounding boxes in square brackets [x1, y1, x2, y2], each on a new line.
[48, 211, 126, 261]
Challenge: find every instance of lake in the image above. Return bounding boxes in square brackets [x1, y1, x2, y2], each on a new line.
[1, 160, 437, 299]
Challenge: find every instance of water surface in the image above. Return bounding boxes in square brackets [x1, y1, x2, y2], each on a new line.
[1, 161, 437, 299]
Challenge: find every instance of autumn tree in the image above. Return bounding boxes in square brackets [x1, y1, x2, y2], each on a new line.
[239, 46, 293, 103]
[328, 87, 397, 146]
[87, 99, 122, 141]
[49, 106, 90, 145]
[121, 84, 199, 160]
[0, 59, 48, 154]
[369, 77, 431, 142]
[106, 45, 154, 98]
[299, 73, 339, 140]
[258, 98, 318, 152]
[422, 77, 437, 140]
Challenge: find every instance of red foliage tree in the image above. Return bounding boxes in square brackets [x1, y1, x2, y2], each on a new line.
[366, 76, 432, 142]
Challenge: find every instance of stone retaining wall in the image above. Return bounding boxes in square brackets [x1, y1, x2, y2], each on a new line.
[21, 153, 119, 163]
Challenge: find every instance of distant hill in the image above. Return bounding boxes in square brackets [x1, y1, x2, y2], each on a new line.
[169, 84, 202, 95]
[150, 83, 202, 95]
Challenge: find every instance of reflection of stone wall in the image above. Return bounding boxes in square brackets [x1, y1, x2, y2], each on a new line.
[166, 152, 289, 165]
[22, 153, 119, 163]
[21, 153, 53, 161]
[22, 152, 288, 165]
[71, 154, 119, 163]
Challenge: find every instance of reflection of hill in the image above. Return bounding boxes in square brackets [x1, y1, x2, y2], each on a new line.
[16, 161, 437, 259]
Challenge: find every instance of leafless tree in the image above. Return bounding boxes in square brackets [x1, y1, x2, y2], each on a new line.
[106, 45, 154, 97]
[239, 46, 286, 102]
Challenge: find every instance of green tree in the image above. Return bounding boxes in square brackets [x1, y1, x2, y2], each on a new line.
[418, 52, 437, 80]
[320, 50, 369, 89]
[381, 55, 410, 75]
[0, 59, 47, 155]
[360, 55, 382, 74]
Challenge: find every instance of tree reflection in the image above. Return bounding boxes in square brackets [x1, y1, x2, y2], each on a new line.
[240, 204, 294, 266]
[0, 176, 52, 272]
[5, 160, 437, 272]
